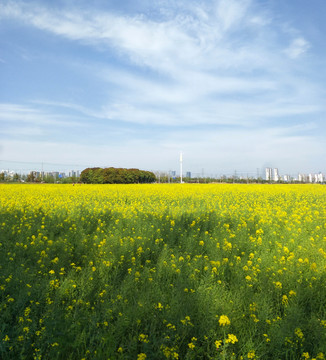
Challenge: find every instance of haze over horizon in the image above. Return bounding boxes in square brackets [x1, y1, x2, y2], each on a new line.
[1, 0, 326, 176]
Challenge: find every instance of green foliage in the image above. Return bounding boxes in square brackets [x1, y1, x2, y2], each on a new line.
[80, 167, 156, 184]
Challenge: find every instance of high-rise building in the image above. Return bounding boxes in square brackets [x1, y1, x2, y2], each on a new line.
[298, 174, 308, 182]
[265, 168, 272, 181]
[273, 168, 279, 182]
[186, 171, 191, 178]
[317, 173, 324, 183]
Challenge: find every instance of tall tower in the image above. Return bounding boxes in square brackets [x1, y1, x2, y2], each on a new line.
[180, 152, 183, 183]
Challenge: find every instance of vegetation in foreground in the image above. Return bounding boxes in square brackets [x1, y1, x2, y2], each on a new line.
[1, 184, 326, 359]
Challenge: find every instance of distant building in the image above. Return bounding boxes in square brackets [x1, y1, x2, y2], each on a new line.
[308, 173, 322, 183]
[265, 167, 280, 181]
[273, 168, 279, 181]
[186, 171, 191, 178]
[317, 173, 324, 183]
[265, 168, 272, 181]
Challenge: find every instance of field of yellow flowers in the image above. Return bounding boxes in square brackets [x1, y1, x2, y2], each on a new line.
[1, 183, 326, 359]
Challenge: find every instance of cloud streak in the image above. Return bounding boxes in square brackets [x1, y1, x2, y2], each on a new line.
[0, 0, 325, 174]
[284, 37, 310, 59]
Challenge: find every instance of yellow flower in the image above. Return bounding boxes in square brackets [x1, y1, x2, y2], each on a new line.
[282, 295, 288, 306]
[320, 320, 326, 328]
[219, 315, 230, 326]
[156, 302, 163, 310]
[274, 281, 282, 289]
[263, 334, 270, 342]
[138, 334, 149, 343]
[225, 334, 238, 344]
[188, 342, 195, 349]
[247, 350, 256, 359]
[137, 353, 147, 360]
[295, 328, 304, 339]
[215, 340, 222, 349]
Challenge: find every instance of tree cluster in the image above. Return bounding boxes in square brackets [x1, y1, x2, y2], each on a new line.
[80, 167, 156, 184]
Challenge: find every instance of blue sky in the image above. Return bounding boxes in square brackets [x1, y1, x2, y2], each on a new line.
[1, 0, 326, 177]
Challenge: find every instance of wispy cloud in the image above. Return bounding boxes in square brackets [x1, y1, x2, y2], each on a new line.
[0, 1, 310, 74]
[1, 0, 325, 173]
[284, 37, 310, 59]
[0, 1, 318, 120]
[0, 103, 85, 127]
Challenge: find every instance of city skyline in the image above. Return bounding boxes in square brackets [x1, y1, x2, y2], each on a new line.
[1, 0, 326, 174]
[1, 160, 325, 182]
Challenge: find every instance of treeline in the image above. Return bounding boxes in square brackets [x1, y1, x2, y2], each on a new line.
[80, 167, 156, 184]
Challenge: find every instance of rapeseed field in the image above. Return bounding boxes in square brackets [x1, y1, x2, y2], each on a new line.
[1, 183, 326, 359]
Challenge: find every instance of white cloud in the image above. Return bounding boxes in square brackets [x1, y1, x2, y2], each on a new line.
[0, 1, 311, 78]
[0, 2, 318, 130]
[0, 0, 324, 173]
[284, 37, 310, 59]
[0, 103, 88, 144]
[216, 0, 249, 32]
[0, 126, 44, 137]
[0, 103, 85, 127]
[0, 0, 273, 75]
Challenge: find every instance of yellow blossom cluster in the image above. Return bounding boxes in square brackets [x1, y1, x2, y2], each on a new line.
[1, 183, 326, 359]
